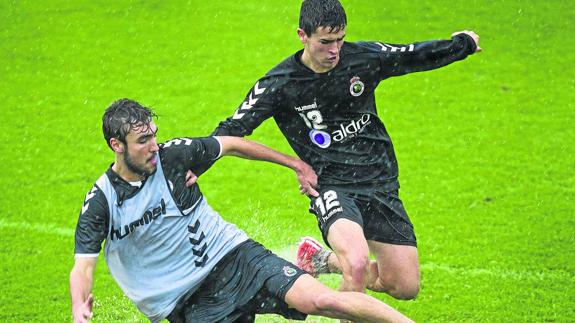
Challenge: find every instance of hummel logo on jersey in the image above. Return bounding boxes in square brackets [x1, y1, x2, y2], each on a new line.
[295, 101, 318, 112]
[111, 199, 166, 240]
[233, 81, 267, 120]
[375, 42, 414, 53]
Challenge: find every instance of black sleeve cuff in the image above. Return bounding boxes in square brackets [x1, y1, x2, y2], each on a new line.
[455, 33, 478, 55]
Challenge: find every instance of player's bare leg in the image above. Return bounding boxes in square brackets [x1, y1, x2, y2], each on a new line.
[285, 274, 414, 323]
[298, 235, 420, 299]
[367, 241, 420, 299]
[325, 219, 371, 292]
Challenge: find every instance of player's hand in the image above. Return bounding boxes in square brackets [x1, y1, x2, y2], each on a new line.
[72, 293, 93, 323]
[185, 170, 198, 187]
[294, 160, 319, 197]
[452, 30, 481, 52]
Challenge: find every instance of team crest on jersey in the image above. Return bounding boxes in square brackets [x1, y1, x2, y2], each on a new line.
[349, 76, 364, 97]
[283, 265, 297, 277]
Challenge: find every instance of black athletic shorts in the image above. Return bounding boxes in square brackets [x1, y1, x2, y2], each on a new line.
[166, 239, 307, 323]
[309, 186, 417, 247]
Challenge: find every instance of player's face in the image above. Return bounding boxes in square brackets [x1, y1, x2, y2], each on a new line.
[299, 26, 346, 73]
[123, 122, 159, 177]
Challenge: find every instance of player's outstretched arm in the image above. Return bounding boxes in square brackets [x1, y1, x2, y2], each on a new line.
[380, 30, 481, 78]
[217, 136, 319, 197]
[70, 257, 97, 323]
[452, 30, 481, 52]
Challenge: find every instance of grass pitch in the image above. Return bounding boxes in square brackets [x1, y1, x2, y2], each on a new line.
[1, 0, 573, 322]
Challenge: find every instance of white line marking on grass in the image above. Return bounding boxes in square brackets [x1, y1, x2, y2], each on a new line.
[0, 219, 74, 237]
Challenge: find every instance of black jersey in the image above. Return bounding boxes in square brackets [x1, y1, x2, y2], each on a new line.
[74, 137, 222, 255]
[214, 34, 477, 189]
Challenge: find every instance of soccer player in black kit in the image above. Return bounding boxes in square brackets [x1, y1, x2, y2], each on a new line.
[192, 0, 482, 300]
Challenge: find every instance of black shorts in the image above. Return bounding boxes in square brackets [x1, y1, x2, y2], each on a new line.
[166, 239, 307, 323]
[309, 187, 417, 247]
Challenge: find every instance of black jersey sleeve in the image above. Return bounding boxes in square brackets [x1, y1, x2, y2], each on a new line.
[74, 184, 109, 255]
[374, 33, 477, 79]
[160, 137, 222, 175]
[213, 77, 278, 137]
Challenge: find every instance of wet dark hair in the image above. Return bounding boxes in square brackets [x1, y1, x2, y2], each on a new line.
[299, 0, 347, 36]
[102, 98, 157, 150]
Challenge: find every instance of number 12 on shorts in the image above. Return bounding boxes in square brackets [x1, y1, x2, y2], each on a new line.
[315, 190, 343, 222]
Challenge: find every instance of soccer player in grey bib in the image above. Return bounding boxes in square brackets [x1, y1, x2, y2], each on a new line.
[69, 98, 413, 322]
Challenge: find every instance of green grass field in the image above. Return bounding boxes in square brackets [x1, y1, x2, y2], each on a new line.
[1, 0, 573, 322]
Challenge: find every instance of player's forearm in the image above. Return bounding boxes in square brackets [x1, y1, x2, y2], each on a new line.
[70, 266, 93, 310]
[217, 136, 318, 196]
[219, 136, 300, 171]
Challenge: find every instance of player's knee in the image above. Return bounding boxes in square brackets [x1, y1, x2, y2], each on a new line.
[374, 276, 420, 300]
[342, 255, 370, 286]
[392, 281, 419, 300]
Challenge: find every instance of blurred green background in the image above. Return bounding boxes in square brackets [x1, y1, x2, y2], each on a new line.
[1, 0, 573, 321]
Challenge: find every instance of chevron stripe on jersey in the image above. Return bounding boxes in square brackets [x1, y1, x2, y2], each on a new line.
[233, 81, 266, 120]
